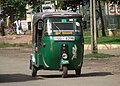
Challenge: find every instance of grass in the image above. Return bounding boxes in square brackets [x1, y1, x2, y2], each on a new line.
[0, 42, 13, 48]
[84, 31, 120, 44]
[0, 42, 31, 48]
[84, 53, 115, 58]
[84, 35, 120, 44]
[98, 36, 120, 44]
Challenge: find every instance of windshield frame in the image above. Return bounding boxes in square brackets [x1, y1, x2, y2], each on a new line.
[43, 17, 82, 36]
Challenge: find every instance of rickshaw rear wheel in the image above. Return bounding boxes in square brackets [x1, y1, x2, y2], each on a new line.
[29, 60, 32, 69]
[32, 65, 37, 77]
[62, 65, 68, 78]
[75, 68, 81, 76]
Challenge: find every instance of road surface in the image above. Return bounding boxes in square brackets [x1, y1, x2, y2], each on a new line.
[0, 48, 120, 86]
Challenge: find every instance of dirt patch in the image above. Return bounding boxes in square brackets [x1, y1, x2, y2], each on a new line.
[0, 35, 32, 44]
[83, 57, 120, 75]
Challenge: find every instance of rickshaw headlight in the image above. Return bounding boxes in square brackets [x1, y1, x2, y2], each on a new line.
[62, 53, 68, 59]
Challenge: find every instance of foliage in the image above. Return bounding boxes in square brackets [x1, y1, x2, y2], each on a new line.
[1, 0, 89, 19]
[28, 0, 43, 12]
[28, 0, 86, 12]
[1, 0, 116, 20]
[1, 0, 28, 19]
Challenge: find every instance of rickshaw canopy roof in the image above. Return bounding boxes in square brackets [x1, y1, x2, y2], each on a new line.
[33, 12, 82, 24]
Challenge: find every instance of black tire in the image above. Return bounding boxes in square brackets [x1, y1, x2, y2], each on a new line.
[75, 68, 81, 76]
[29, 60, 32, 69]
[32, 65, 37, 77]
[62, 65, 68, 78]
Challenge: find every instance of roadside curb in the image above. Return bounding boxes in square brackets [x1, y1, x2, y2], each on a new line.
[0, 44, 120, 51]
[84, 44, 120, 50]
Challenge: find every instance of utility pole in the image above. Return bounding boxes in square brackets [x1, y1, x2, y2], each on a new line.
[90, 0, 98, 53]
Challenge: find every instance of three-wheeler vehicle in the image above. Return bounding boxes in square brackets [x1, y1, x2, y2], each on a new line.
[30, 12, 84, 78]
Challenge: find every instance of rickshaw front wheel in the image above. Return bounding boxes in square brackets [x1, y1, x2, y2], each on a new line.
[32, 65, 37, 77]
[62, 65, 68, 78]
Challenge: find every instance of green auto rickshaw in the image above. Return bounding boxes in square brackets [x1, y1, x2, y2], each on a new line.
[30, 12, 84, 78]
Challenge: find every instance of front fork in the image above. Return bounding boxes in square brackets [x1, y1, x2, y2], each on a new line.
[60, 58, 69, 78]
[59, 59, 69, 70]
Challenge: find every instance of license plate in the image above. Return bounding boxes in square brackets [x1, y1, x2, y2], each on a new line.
[54, 36, 75, 41]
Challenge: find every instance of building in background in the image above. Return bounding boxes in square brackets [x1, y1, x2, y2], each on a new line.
[105, 1, 120, 30]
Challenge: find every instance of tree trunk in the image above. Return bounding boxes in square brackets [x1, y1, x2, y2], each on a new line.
[98, 0, 106, 36]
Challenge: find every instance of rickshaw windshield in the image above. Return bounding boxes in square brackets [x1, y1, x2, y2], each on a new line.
[44, 17, 82, 36]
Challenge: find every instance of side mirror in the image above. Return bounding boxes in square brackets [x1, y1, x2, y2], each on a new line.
[38, 21, 43, 30]
[82, 21, 87, 29]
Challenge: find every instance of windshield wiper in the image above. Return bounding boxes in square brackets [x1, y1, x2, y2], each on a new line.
[53, 23, 61, 34]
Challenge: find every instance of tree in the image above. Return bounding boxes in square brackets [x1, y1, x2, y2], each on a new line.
[27, 0, 88, 13]
[98, 0, 106, 36]
[28, 0, 43, 12]
[1, 0, 28, 20]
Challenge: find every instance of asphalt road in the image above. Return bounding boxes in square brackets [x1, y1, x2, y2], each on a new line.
[0, 48, 120, 86]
